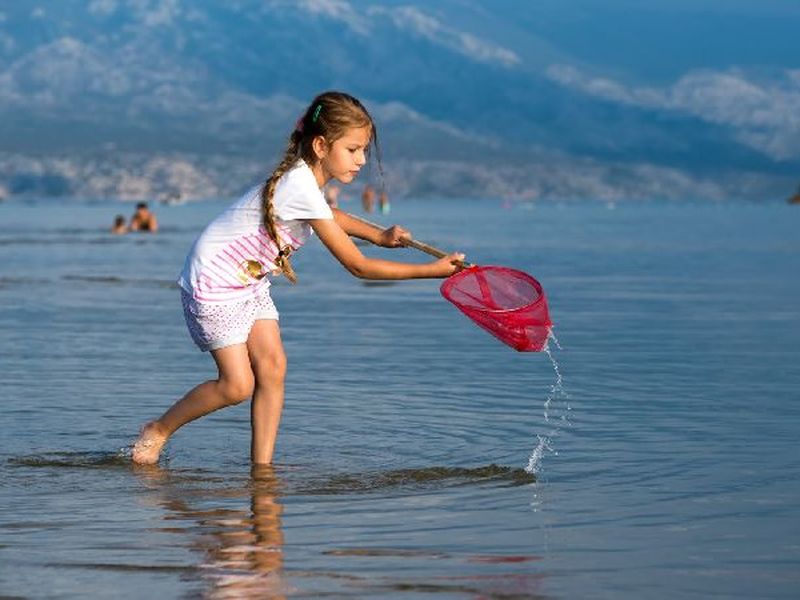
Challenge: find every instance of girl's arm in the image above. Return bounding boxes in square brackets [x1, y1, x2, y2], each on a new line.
[310, 218, 463, 280]
[331, 208, 408, 248]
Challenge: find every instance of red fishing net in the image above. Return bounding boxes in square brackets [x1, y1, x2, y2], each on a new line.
[440, 266, 552, 352]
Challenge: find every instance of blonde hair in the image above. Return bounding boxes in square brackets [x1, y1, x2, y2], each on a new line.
[260, 91, 378, 283]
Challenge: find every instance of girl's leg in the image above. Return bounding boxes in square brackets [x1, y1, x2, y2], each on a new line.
[132, 343, 255, 464]
[247, 319, 287, 464]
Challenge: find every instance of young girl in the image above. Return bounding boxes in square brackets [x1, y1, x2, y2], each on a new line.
[132, 91, 464, 465]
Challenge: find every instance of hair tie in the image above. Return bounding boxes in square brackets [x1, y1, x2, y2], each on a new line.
[312, 104, 322, 123]
[294, 116, 304, 133]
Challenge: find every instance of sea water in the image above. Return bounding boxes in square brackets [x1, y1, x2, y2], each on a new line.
[1, 197, 799, 599]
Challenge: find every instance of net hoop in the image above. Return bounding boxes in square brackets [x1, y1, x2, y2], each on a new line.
[440, 265, 552, 352]
[440, 266, 551, 320]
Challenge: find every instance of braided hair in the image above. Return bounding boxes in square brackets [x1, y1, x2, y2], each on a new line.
[260, 91, 379, 283]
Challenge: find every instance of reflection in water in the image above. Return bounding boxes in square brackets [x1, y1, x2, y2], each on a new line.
[10, 456, 542, 596]
[135, 465, 287, 599]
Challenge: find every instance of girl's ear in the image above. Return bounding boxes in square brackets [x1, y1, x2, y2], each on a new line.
[311, 135, 328, 160]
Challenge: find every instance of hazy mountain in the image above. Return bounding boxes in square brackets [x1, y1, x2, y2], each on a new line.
[0, 0, 797, 200]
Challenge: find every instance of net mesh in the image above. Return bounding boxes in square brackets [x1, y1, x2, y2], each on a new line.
[440, 266, 552, 352]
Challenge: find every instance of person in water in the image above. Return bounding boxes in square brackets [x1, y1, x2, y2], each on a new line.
[132, 91, 464, 465]
[361, 183, 376, 213]
[379, 189, 390, 214]
[111, 215, 128, 234]
[324, 183, 341, 208]
[130, 202, 159, 232]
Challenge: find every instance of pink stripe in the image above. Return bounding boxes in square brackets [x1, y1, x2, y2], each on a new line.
[255, 240, 279, 266]
[281, 224, 302, 245]
[216, 269, 242, 289]
[192, 275, 269, 302]
[209, 257, 238, 280]
[204, 266, 233, 288]
[254, 233, 278, 260]
[194, 280, 264, 303]
[216, 251, 241, 273]
[262, 223, 301, 248]
[193, 288, 220, 302]
[224, 245, 250, 265]
[194, 291, 238, 302]
[199, 275, 215, 293]
[246, 240, 273, 268]
[277, 225, 302, 247]
[232, 238, 252, 253]
[232, 240, 256, 261]
[255, 227, 276, 251]
[202, 266, 223, 287]
[194, 290, 247, 302]
[197, 273, 238, 296]
[241, 235, 266, 258]
[208, 260, 242, 287]
[221, 248, 245, 270]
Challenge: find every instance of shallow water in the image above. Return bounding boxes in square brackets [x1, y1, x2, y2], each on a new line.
[1, 197, 799, 598]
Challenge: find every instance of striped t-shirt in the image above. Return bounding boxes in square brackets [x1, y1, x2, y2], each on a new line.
[178, 160, 333, 303]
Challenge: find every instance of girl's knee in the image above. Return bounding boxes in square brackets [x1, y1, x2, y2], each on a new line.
[218, 373, 255, 405]
[256, 350, 287, 383]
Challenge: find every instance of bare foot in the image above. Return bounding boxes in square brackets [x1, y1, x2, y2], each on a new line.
[132, 422, 168, 465]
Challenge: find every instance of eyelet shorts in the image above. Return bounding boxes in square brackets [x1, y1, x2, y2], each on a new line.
[181, 287, 279, 352]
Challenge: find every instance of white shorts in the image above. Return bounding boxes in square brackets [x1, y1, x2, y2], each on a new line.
[181, 288, 279, 352]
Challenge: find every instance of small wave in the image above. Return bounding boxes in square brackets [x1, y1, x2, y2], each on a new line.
[44, 562, 194, 573]
[0, 236, 117, 246]
[63, 275, 125, 284]
[324, 547, 450, 558]
[0, 230, 182, 246]
[7, 451, 130, 469]
[325, 547, 541, 565]
[61, 275, 178, 289]
[303, 464, 535, 495]
[0, 276, 49, 287]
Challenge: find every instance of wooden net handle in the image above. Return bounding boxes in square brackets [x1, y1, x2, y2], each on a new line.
[346, 212, 451, 260]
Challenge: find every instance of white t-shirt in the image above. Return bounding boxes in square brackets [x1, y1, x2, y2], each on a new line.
[178, 160, 333, 303]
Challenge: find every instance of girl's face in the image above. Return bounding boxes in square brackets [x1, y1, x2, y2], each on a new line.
[312, 126, 371, 187]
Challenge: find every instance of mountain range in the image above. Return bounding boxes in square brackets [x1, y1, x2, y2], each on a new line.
[0, 0, 798, 201]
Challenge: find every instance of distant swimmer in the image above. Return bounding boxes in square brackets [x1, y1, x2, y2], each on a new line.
[325, 183, 341, 208]
[361, 184, 376, 213]
[130, 202, 159, 232]
[111, 214, 128, 235]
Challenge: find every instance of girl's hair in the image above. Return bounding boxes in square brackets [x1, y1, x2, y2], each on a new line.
[260, 90, 380, 283]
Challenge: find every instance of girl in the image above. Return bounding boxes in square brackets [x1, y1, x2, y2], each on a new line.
[132, 91, 464, 465]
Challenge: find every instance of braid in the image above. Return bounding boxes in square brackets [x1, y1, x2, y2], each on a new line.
[260, 132, 301, 283]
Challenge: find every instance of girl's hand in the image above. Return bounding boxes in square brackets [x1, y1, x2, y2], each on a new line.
[379, 225, 411, 248]
[432, 253, 466, 277]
